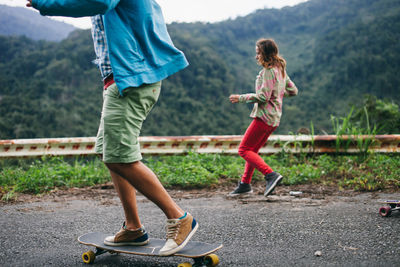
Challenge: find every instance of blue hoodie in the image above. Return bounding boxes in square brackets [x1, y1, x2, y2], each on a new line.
[31, 0, 189, 94]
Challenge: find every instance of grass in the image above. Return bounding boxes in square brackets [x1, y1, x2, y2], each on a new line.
[1, 153, 399, 201]
[0, 157, 109, 197]
[331, 106, 378, 155]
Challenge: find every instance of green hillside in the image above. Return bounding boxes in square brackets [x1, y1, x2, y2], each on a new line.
[0, 5, 76, 41]
[168, 0, 400, 133]
[0, 0, 399, 139]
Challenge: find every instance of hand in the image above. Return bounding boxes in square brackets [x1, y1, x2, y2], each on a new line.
[229, 94, 240, 103]
[26, 0, 32, 7]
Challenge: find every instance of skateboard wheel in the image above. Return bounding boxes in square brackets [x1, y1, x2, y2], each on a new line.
[379, 206, 392, 217]
[82, 250, 96, 264]
[204, 254, 220, 266]
[177, 262, 192, 267]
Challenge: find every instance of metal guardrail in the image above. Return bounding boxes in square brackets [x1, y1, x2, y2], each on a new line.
[0, 135, 399, 158]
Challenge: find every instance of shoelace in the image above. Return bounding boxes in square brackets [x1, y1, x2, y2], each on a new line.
[166, 220, 181, 239]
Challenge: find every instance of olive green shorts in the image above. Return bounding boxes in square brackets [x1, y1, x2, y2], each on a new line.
[95, 81, 161, 163]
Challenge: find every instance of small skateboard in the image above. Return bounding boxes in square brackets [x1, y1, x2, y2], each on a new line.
[379, 200, 400, 217]
[78, 232, 222, 267]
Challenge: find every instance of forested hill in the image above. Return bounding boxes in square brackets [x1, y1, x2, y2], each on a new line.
[166, 0, 400, 133]
[0, 5, 75, 41]
[0, 0, 399, 139]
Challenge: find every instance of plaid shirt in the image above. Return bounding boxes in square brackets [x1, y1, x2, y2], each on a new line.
[239, 67, 298, 127]
[91, 15, 112, 80]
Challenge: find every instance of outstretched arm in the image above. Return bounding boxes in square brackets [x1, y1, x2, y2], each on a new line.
[234, 69, 274, 104]
[284, 74, 298, 97]
[27, 0, 119, 17]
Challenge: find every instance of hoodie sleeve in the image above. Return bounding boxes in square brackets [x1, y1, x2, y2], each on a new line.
[31, 0, 120, 17]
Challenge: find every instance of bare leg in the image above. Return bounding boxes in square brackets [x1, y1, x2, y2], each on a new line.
[109, 169, 141, 230]
[106, 161, 184, 220]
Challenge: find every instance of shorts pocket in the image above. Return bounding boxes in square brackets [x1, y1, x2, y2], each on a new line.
[104, 83, 120, 99]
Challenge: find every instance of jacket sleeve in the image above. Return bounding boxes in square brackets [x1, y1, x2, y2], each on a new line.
[284, 73, 298, 97]
[31, 0, 120, 17]
[238, 69, 274, 103]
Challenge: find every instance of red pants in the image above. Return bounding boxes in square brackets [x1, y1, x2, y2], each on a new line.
[238, 118, 277, 184]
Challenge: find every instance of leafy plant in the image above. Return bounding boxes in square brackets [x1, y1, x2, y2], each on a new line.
[355, 107, 377, 155]
[310, 121, 315, 154]
[331, 106, 378, 156]
[352, 95, 400, 134]
[331, 107, 355, 152]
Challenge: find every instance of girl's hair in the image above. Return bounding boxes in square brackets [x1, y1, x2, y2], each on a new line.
[256, 38, 286, 77]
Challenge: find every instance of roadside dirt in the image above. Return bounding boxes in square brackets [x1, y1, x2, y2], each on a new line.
[3, 181, 387, 206]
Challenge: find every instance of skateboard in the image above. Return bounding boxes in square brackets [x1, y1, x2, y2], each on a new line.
[379, 200, 400, 217]
[78, 232, 223, 267]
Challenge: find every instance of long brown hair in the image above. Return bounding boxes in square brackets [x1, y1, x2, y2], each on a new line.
[256, 38, 286, 77]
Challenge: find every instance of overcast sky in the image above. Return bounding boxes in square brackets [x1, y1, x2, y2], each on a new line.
[1, 0, 308, 28]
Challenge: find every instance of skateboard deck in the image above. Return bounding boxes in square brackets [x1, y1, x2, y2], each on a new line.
[78, 232, 222, 266]
[379, 200, 400, 217]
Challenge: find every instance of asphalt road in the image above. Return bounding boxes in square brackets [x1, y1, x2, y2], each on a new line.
[1, 188, 399, 267]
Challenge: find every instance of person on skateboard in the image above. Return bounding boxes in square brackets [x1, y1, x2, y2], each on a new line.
[228, 38, 298, 197]
[27, 0, 198, 256]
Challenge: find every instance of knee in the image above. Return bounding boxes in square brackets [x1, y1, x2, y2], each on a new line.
[238, 146, 248, 158]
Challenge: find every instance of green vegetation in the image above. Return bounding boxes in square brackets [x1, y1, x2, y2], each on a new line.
[331, 106, 377, 155]
[351, 95, 400, 135]
[1, 153, 399, 201]
[1, 0, 399, 139]
[0, 157, 109, 196]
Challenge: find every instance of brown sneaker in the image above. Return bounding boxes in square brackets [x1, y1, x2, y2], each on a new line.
[159, 212, 198, 256]
[104, 222, 149, 246]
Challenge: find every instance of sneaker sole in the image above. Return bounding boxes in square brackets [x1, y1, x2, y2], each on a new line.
[103, 239, 149, 247]
[227, 190, 253, 197]
[159, 222, 199, 256]
[264, 175, 283, 197]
